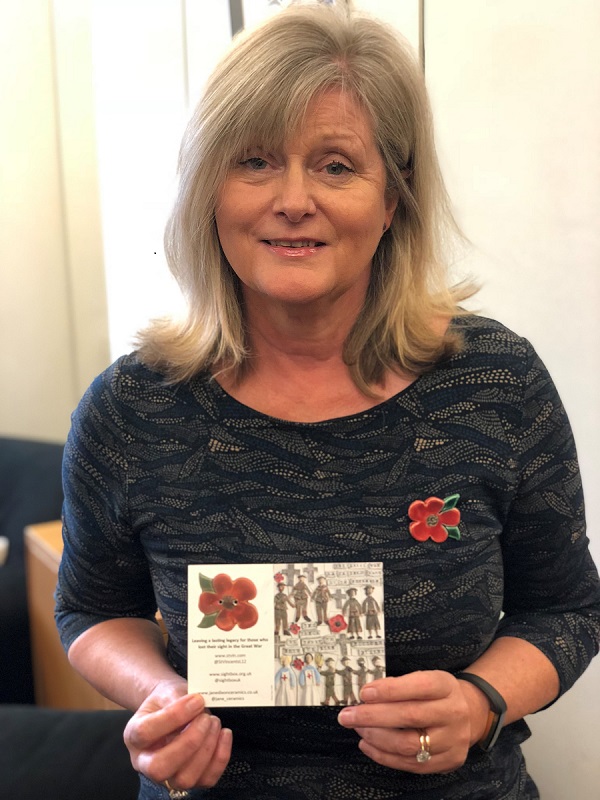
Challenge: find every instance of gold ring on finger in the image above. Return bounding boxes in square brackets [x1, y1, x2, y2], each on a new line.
[164, 779, 191, 799]
[416, 731, 431, 763]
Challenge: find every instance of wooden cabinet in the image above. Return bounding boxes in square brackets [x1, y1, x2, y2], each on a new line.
[24, 520, 121, 710]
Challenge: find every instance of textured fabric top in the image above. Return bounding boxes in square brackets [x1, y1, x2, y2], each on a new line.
[56, 316, 600, 799]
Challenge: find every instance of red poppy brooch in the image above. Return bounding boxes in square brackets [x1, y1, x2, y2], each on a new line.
[408, 494, 461, 542]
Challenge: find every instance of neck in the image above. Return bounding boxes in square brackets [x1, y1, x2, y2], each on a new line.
[242, 291, 362, 366]
[213, 292, 414, 422]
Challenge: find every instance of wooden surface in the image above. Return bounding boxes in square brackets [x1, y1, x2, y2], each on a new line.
[24, 520, 122, 710]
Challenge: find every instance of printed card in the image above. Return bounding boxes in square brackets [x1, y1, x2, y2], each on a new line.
[187, 562, 385, 707]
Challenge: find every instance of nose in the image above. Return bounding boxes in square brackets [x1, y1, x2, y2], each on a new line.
[272, 163, 317, 222]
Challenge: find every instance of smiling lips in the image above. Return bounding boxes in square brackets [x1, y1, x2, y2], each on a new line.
[265, 239, 324, 248]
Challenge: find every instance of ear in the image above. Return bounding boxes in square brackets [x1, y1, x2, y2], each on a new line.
[384, 190, 400, 230]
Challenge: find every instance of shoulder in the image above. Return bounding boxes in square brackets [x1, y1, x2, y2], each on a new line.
[440, 314, 540, 387]
[77, 353, 215, 427]
[67, 355, 224, 471]
[408, 315, 553, 425]
[428, 315, 568, 433]
[452, 315, 532, 360]
[92, 352, 180, 404]
[78, 352, 162, 407]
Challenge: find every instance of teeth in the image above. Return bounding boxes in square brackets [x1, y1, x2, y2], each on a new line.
[269, 240, 318, 248]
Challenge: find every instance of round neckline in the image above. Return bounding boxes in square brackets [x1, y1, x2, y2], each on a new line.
[205, 372, 423, 427]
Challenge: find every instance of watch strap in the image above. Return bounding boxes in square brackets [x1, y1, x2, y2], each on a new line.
[456, 672, 507, 751]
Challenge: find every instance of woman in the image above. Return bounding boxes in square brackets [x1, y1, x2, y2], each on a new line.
[274, 655, 297, 707]
[298, 653, 321, 705]
[55, 4, 600, 799]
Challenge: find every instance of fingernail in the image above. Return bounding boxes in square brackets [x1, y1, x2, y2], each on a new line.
[361, 687, 376, 702]
[185, 693, 204, 712]
[196, 713, 211, 731]
[209, 715, 221, 733]
[338, 707, 356, 725]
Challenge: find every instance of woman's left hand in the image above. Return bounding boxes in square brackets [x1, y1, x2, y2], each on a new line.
[337, 670, 486, 773]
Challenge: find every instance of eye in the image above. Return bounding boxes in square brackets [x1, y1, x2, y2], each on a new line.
[240, 156, 268, 170]
[324, 160, 354, 177]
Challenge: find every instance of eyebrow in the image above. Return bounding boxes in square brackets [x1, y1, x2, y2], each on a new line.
[303, 131, 368, 158]
[315, 132, 362, 145]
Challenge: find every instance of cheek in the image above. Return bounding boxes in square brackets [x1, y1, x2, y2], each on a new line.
[215, 184, 250, 238]
[338, 195, 387, 242]
[215, 206, 249, 262]
[216, 198, 238, 234]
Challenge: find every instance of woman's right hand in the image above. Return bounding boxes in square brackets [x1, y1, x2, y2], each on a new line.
[124, 678, 232, 792]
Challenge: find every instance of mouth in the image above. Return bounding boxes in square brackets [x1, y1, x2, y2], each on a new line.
[263, 239, 325, 248]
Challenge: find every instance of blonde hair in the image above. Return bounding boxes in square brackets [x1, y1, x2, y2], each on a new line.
[137, 1, 474, 389]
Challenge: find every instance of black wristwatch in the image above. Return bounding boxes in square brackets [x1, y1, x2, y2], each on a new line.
[456, 672, 507, 751]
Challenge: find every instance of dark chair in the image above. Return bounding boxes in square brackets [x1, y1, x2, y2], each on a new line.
[0, 437, 65, 703]
[0, 705, 138, 800]
[0, 438, 140, 797]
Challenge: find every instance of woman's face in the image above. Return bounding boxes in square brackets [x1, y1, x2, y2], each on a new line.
[215, 88, 397, 313]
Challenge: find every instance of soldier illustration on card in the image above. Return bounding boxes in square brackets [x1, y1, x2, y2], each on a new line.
[362, 584, 382, 638]
[342, 587, 363, 640]
[292, 575, 312, 622]
[319, 657, 341, 706]
[274, 582, 295, 637]
[337, 656, 359, 706]
[313, 575, 331, 625]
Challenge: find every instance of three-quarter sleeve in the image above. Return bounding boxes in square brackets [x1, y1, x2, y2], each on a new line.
[496, 342, 600, 696]
[55, 358, 158, 653]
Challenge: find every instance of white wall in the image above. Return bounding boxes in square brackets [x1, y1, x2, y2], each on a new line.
[425, 2, 600, 797]
[92, 1, 232, 359]
[355, 0, 420, 47]
[0, 0, 109, 442]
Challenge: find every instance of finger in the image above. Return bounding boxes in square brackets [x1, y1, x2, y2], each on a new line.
[190, 726, 233, 788]
[360, 671, 455, 704]
[358, 732, 460, 775]
[155, 717, 232, 790]
[126, 693, 205, 751]
[354, 726, 424, 758]
[358, 737, 424, 772]
[356, 723, 471, 775]
[338, 698, 450, 731]
[138, 712, 217, 784]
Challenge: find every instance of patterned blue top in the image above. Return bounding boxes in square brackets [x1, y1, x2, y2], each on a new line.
[56, 316, 600, 800]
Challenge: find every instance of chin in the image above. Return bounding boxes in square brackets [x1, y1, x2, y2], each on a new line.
[256, 278, 337, 306]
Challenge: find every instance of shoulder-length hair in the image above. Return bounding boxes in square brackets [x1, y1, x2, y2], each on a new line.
[137, 2, 474, 390]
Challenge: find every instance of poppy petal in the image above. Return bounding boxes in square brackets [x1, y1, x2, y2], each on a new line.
[231, 577, 257, 602]
[430, 525, 449, 542]
[424, 497, 444, 514]
[199, 591, 220, 614]
[215, 610, 237, 631]
[409, 521, 430, 541]
[408, 500, 427, 521]
[212, 573, 234, 595]
[235, 602, 259, 629]
[439, 508, 460, 526]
